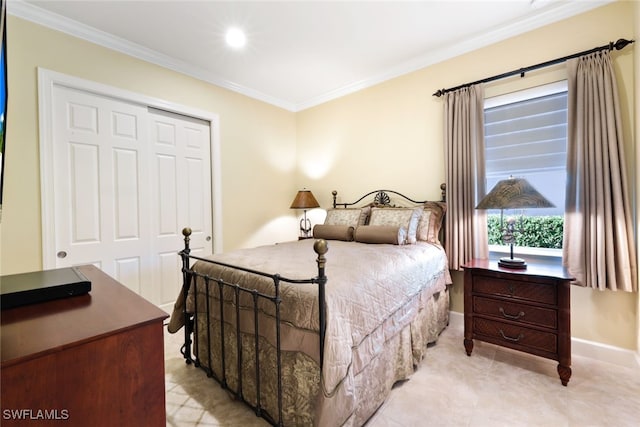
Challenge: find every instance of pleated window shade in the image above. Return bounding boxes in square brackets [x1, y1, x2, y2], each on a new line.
[484, 86, 568, 218]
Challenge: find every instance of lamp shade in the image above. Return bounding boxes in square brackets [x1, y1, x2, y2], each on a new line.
[290, 190, 320, 209]
[476, 177, 554, 210]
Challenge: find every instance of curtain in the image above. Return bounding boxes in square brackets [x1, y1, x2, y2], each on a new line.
[443, 84, 488, 270]
[564, 51, 637, 291]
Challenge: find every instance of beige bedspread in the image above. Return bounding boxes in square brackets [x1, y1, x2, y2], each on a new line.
[171, 239, 451, 425]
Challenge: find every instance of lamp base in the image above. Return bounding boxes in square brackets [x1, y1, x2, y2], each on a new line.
[498, 256, 527, 269]
[299, 217, 312, 238]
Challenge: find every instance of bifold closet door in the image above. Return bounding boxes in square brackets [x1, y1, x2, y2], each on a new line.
[48, 86, 212, 306]
[148, 107, 212, 306]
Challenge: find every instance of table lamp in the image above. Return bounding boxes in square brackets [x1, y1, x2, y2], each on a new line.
[290, 189, 320, 238]
[476, 176, 554, 269]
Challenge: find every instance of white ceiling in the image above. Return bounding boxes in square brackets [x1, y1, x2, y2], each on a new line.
[11, 0, 611, 111]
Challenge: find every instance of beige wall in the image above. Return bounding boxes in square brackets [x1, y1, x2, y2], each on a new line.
[0, 15, 299, 276]
[0, 2, 637, 351]
[296, 1, 638, 350]
[635, 1, 640, 357]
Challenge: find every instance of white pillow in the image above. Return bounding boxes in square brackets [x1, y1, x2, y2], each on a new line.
[368, 207, 422, 244]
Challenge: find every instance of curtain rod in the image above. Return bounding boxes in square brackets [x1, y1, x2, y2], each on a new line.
[432, 38, 634, 97]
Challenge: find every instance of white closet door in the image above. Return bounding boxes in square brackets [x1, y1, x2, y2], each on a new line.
[51, 85, 152, 297]
[48, 85, 213, 306]
[148, 108, 212, 306]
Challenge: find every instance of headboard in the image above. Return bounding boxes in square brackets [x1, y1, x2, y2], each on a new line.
[327, 183, 447, 246]
[332, 183, 446, 208]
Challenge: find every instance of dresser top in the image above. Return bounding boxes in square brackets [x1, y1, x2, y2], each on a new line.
[462, 258, 575, 281]
[1, 265, 168, 366]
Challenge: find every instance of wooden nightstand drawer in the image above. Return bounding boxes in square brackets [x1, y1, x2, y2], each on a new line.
[463, 259, 573, 386]
[473, 296, 557, 329]
[473, 275, 556, 305]
[474, 317, 557, 354]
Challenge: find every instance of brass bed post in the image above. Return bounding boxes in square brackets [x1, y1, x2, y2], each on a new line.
[180, 227, 194, 364]
[314, 239, 329, 368]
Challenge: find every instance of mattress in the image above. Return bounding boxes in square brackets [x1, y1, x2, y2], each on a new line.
[172, 239, 451, 425]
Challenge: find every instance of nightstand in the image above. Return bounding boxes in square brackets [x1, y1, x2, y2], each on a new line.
[462, 259, 574, 386]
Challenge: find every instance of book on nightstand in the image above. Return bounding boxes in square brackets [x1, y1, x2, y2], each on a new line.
[0, 266, 91, 309]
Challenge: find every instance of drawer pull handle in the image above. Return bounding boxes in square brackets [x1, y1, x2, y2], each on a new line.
[507, 284, 516, 296]
[499, 329, 524, 342]
[499, 307, 525, 320]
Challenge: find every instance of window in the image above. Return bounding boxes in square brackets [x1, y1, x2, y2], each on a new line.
[483, 81, 567, 254]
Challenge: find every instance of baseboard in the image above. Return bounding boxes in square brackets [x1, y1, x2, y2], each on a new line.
[448, 311, 640, 370]
[448, 310, 464, 330]
[571, 337, 640, 370]
[160, 302, 173, 311]
[160, 302, 174, 324]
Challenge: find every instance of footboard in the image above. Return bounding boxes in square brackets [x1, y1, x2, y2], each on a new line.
[178, 228, 328, 426]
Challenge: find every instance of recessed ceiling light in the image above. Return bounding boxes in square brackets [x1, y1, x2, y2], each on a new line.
[530, 0, 552, 9]
[225, 27, 246, 49]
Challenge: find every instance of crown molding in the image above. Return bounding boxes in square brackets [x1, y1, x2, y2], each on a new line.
[295, 0, 613, 111]
[8, 0, 296, 111]
[9, 0, 612, 113]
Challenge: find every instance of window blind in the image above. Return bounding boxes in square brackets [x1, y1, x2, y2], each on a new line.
[485, 91, 567, 177]
[484, 90, 567, 216]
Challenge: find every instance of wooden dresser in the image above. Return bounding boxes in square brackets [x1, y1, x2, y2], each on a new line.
[1, 265, 169, 426]
[462, 259, 574, 385]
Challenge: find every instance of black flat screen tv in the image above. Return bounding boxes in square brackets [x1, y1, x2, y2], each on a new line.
[0, 0, 7, 215]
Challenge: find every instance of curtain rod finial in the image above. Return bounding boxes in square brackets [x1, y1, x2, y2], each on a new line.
[433, 89, 445, 97]
[612, 38, 634, 51]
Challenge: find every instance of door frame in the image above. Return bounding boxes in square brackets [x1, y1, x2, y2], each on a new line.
[37, 67, 223, 269]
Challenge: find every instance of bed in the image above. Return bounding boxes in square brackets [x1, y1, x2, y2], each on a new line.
[168, 186, 451, 426]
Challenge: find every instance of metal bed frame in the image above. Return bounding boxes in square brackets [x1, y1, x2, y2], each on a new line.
[179, 232, 327, 426]
[178, 186, 446, 426]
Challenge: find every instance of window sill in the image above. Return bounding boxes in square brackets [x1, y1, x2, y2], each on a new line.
[488, 244, 562, 265]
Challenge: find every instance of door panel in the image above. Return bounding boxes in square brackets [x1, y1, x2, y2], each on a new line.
[69, 142, 100, 243]
[52, 86, 150, 295]
[48, 86, 213, 306]
[156, 154, 178, 234]
[148, 108, 213, 306]
[113, 148, 140, 240]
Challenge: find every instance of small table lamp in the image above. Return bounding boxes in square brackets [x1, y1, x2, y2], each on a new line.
[476, 176, 554, 269]
[290, 189, 320, 238]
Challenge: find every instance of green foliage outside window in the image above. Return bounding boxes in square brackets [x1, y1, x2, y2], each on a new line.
[487, 214, 564, 249]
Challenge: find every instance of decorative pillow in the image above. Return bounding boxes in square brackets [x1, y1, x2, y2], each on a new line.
[368, 207, 422, 244]
[324, 207, 370, 227]
[417, 201, 447, 244]
[354, 225, 406, 245]
[312, 224, 354, 241]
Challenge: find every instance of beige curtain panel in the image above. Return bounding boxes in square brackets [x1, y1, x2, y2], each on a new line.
[564, 51, 637, 292]
[443, 84, 488, 270]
